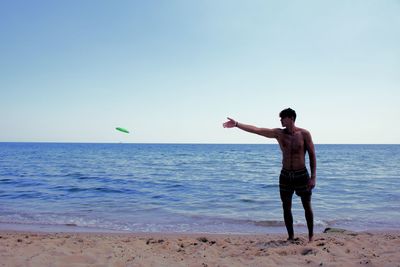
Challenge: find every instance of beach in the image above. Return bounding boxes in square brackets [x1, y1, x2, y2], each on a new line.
[1, 143, 400, 266]
[1, 229, 399, 267]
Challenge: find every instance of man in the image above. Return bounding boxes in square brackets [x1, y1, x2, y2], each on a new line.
[223, 108, 316, 242]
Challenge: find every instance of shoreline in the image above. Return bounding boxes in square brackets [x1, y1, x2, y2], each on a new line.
[1, 221, 398, 235]
[1, 228, 399, 266]
[0, 221, 314, 235]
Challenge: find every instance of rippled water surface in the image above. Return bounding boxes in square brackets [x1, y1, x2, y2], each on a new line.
[1, 143, 399, 233]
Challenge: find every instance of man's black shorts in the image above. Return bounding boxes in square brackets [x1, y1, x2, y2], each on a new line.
[279, 168, 312, 199]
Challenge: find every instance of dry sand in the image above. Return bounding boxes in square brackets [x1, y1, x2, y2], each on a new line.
[1, 229, 399, 267]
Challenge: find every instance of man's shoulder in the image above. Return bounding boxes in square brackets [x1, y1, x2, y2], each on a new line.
[295, 127, 311, 136]
[298, 127, 310, 133]
[270, 128, 285, 139]
[274, 128, 285, 134]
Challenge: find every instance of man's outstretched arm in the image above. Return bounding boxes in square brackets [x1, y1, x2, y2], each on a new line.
[223, 117, 279, 139]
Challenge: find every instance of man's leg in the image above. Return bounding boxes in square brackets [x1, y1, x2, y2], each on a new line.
[301, 196, 314, 242]
[280, 190, 294, 240]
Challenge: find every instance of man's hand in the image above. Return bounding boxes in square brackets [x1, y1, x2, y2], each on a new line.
[308, 177, 316, 191]
[223, 117, 237, 128]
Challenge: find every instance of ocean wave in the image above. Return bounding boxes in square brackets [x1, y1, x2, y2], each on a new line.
[65, 186, 127, 194]
[0, 178, 13, 184]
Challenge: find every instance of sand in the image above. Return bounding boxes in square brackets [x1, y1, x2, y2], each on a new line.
[1, 229, 399, 267]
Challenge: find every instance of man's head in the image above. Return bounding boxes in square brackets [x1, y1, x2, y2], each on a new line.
[279, 108, 296, 122]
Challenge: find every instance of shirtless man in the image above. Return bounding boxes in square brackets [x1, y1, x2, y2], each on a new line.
[223, 108, 316, 242]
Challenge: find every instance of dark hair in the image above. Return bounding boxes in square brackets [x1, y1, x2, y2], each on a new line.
[279, 108, 296, 121]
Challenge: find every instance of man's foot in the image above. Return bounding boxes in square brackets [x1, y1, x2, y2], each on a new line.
[308, 235, 314, 242]
[287, 237, 302, 244]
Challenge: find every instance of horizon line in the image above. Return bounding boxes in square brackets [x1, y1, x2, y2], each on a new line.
[0, 141, 399, 145]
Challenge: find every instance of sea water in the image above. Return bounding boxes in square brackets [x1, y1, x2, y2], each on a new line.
[1, 143, 399, 233]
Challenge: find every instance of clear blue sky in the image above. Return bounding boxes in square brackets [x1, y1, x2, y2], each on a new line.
[1, 0, 399, 144]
